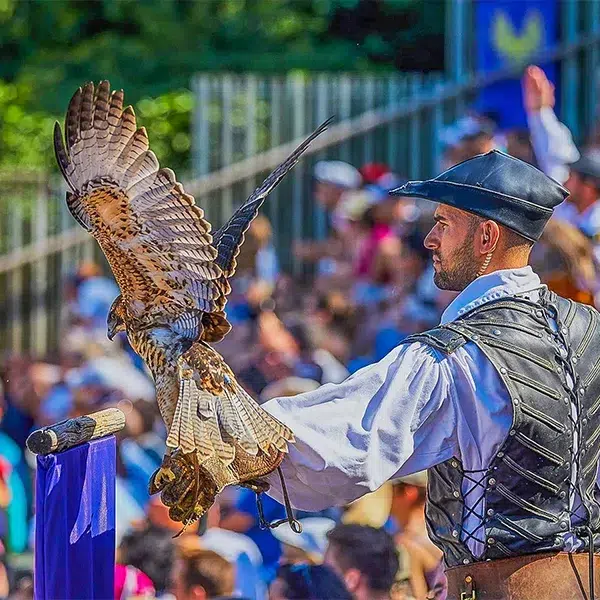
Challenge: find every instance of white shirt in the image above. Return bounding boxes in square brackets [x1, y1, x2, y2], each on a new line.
[264, 267, 600, 558]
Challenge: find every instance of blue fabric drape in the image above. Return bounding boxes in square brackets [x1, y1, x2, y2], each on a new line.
[35, 436, 116, 600]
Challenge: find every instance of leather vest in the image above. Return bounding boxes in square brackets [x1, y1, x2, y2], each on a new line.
[405, 289, 600, 568]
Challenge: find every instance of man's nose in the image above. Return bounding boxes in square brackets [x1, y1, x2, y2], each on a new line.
[424, 229, 438, 250]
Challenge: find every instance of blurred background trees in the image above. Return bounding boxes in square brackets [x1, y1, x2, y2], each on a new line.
[0, 0, 444, 173]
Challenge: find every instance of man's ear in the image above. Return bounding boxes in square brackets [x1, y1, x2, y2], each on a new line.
[343, 568, 362, 593]
[479, 220, 500, 254]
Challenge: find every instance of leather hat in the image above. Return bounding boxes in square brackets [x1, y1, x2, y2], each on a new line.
[390, 150, 569, 242]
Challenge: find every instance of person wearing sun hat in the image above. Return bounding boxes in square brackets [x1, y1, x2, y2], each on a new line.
[263, 150, 600, 599]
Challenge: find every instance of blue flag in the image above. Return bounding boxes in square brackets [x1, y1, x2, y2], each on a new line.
[475, 0, 558, 129]
[35, 436, 116, 599]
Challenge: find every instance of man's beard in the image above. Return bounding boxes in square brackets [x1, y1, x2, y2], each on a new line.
[433, 239, 479, 291]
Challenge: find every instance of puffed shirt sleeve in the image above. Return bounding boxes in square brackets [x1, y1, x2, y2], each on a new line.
[262, 342, 460, 511]
[527, 107, 580, 184]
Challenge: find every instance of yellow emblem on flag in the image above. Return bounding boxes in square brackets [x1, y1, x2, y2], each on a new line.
[492, 9, 543, 64]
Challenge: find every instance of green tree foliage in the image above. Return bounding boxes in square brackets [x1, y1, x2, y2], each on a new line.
[0, 0, 444, 173]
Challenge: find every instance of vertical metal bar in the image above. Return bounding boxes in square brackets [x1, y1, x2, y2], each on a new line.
[221, 75, 234, 224]
[315, 73, 329, 241]
[562, 0, 579, 138]
[409, 75, 422, 179]
[387, 75, 400, 170]
[9, 202, 23, 353]
[339, 74, 352, 163]
[270, 77, 282, 250]
[364, 75, 375, 162]
[588, 1, 600, 129]
[291, 74, 305, 276]
[431, 78, 444, 175]
[33, 177, 48, 356]
[245, 74, 258, 197]
[192, 74, 211, 180]
[446, 0, 466, 81]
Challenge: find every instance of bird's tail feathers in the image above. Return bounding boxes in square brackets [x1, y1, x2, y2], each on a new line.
[166, 374, 294, 468]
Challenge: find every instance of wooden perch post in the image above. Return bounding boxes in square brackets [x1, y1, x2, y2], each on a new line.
[26, 407, 126, 455]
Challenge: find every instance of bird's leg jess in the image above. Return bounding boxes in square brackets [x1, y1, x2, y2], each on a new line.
[255, 468, 302, 534]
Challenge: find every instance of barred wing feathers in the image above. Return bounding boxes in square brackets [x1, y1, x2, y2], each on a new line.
[54, 81, 226, 321]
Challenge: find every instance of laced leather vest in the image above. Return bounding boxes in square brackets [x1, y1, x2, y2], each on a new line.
[405, 289, 600, 568]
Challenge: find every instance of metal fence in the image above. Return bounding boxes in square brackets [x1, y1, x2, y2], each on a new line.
[3, 24, 600, 355]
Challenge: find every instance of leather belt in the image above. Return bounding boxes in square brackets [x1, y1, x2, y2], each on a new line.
[445, 552, 600, 600]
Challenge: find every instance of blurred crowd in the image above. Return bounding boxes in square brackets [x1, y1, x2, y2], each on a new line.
[3, 65, 600, 599]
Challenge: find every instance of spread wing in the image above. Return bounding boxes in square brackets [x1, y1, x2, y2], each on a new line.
[54, 81, 225, 323]
[212, 117, 334, 278]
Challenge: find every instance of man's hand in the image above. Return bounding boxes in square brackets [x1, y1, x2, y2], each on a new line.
[522, 65, 555, 112]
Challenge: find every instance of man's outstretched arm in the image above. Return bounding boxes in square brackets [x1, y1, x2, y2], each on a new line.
[262, 341, 460, 511]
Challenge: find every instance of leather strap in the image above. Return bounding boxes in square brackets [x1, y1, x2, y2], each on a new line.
[445, 552, 600, 600]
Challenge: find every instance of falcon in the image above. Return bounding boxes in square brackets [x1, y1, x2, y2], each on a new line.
[53, 81, 330, 528]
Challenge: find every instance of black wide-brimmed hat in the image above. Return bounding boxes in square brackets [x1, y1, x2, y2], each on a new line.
[390, 150, 569, 242]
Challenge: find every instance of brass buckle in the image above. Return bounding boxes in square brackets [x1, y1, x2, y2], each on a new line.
[460, 574, 476, 600]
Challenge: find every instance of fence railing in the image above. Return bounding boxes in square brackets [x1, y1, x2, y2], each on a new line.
[2, 31, 600, 355]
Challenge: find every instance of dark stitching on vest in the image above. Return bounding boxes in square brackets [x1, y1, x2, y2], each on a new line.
[507, 370, 562, 401]
[467, 302, 536, 318]
[501, 455, 561, 494]
[583, 355, 600, 388]
[585, 478, 598, 498]
[588, 395, 600, 419]
[519, 403, 565, 433]
[495, 513, 545, 542]
[479, 337, 555, 371]
[496, 483, 560, 522]
[583, 445, 600, 477]
[466, 319, 543, 337]
[576, 309, 597, 358]
[586, 422, 600, 448]
[564, 299, 577, 327]
[514, 431, 564, 466]
[493, 540, 513, 556]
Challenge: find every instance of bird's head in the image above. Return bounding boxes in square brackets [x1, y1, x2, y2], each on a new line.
[107, 295, 127, 340]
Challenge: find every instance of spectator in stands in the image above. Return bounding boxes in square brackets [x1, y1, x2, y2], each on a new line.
[523, 65, 579, 185]
[294, 160, 361, 271]
[171, 548, 235, 600]
[118, 524, 175, 596]
[324, 524, 399, 600]
[269, 563, 352, 600]
[564, 152, 600, 246]
[389, 474, 445, 600]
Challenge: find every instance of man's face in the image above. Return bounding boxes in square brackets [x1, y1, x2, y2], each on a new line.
[565, 170, 583, 204]
[315, 182, 343, 210]
[424, 205, 480, 291]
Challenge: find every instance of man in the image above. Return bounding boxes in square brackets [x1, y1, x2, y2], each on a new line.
[293, 160, 361, 268]
[171, 547, 235, 600]
[324, 524, 399, 600]
[264, 150, 600, 599]
[523, 65, 580, 186]
[564, 152, 600, 251]
[390, 474, 445, 599]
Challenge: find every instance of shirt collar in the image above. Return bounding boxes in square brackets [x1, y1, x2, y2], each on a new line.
[440, 266, 543, 325]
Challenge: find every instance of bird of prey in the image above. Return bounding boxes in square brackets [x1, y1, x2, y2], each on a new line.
[54, 81, 330, 527]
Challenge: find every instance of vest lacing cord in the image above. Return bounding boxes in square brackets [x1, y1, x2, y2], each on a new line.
[538, 295, 598, 598]
[458, 467, 493, 550]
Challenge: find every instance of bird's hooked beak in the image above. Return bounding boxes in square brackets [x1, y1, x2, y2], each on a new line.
[107, 311, 126, 341]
